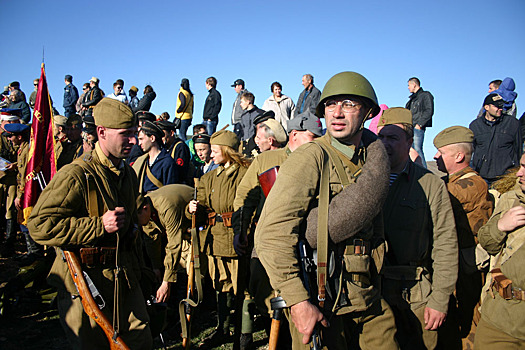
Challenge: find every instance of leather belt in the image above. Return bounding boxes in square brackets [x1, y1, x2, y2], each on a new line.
[79, 247, 117, 266]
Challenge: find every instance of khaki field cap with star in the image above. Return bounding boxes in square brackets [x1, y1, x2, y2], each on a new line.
[211, 130, 240, 149]
[377, 107, 412, 127]
[433, 126, 474, 149]
[93, 98, 136, 129]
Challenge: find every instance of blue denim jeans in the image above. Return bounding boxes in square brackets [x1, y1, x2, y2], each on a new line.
[204, 119, 218, 136]
[179, 119, 192, 141]
[412, 127, 427, 168]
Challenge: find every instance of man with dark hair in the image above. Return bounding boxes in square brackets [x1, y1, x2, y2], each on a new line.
[156, 120, 191, 185]
[470, 94, 522, 185]
[231, 79, 246, 137]
[192, 133, 218, 181]
[63, 74, 79, 117]
[377, 107, 458, 349]
[133, 121, 180, 193]
[81, 77, 103, 117]
[476, 79, 503, 118]
[293, 74, 321, 117]
[28, 98, 152, 349]
[239, 91, 264, 141]
[134, 85, 156, 113]
[203, 77, 222, 135]
[129, 86, 139, 110]
[405, 77, 434, 169]
[107, 81, 128, 104]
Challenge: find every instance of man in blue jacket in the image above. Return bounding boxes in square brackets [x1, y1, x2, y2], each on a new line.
[63, 75, 79, 117]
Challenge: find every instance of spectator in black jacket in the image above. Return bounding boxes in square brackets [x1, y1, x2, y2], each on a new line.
[8, 90, 31, 123]
[202, 76, 221, 135]
[406, 77, 434, 168]
[469, 93, 522, 185]
[81, 77, 103, 117]
[133, 85, 156, 113]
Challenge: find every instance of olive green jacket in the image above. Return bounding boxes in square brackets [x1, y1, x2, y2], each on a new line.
[382, 161, 458, 314]
[479, 185, 525, 340]
[255, 132, 385, 314]
[0, 133, 18, 185]
[188, 163, 248, 257]
[28, 143, 143, 295]
[145, 184, 193, 282]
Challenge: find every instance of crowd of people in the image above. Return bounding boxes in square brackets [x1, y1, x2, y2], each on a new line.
[0, 71, 523, 350]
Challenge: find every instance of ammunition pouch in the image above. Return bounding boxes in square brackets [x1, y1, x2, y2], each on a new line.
[208, 211, 233, 228]
[342, 239, 372, 287]
[491, 268, 524, 301]
[381, 265, 432, 309]
[79, 247, 117, 267]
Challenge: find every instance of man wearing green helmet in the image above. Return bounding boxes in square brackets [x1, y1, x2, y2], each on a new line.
[255, 72, 398, 349]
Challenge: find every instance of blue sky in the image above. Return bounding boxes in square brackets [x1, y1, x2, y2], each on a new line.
[1, 0, 524, 159]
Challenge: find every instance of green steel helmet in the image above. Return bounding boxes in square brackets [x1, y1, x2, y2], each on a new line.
[316, 71, 379, 119]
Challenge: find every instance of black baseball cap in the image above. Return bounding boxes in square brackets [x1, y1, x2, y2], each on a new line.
[231, 79, 245, 87]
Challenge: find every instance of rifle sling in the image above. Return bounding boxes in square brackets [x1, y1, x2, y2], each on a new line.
[316, 146, 330, 309]
[146, 163, 164, 189]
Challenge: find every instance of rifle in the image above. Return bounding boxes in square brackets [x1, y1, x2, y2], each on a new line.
[62, 250, 129, 350]
[180, 186, 202, 349]
[298, 240, 322, 350]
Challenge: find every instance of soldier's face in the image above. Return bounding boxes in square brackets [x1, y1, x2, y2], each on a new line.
[434, 145, 457, 174]
[324, 95, 366, 144]
[255, 126, 272, 152]
[378, 124, 412, 172]
[98, 126, 137, 160]
[210, 144, 225, 164]
[517, 154, 525, 193]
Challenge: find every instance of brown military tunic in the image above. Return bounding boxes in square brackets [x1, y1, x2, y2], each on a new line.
[28, 143, 151, 349]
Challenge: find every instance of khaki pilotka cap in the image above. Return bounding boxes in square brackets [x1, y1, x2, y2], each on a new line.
[377, 107, 412, 127]
[53, 114, 68, 127]
[93, 98, 136, 129]
[211, 130, 240, 149]
[433, 126, 474, 149]
[261, 119, 288, 144]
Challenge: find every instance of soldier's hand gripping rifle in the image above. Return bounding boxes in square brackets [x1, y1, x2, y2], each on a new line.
[180, 187, 203, 349]
[62, 250, 130, 350]
[298, 240, 322, 350]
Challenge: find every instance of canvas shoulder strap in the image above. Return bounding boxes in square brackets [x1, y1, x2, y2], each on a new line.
[315, 145, 330, 309]
[146, 164, 164, 189]
[316, 137, 351, 188]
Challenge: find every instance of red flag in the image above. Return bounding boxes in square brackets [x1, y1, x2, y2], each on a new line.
[22, 63, 57, 224]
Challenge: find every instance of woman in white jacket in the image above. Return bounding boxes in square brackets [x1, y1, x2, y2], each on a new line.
[262, 82, 296, 131]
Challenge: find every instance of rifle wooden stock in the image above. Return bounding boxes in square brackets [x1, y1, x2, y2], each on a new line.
[268, 318, 281, 350]
[63, 250, 130, 350]
[181, 241, 195, 349]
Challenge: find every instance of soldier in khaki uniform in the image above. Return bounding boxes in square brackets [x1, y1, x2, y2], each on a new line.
[377, 108, 458, 349]
[432, 126, 494, 347]
[136, 184, 193, 302]
[187, 130, 250, 345]
[28, 98, 152, 349]
[0, 110, 21, 257]
[56, 114, 83, 169]
[255, 72, 399, 350]
[233, 111, 323, 347]
[474, 153, 525, 349]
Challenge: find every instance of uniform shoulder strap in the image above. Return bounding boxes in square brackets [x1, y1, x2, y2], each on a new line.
[145, 164, 164, 189]
[315, 137, 351, 188]
[171, 140, 183, 159]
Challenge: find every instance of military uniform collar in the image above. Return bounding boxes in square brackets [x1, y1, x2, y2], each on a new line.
[448, 166, 474, 183]
[327, 133, 359, 161]
[216, 162, 239, 176]
[95, 142, 125, 176]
